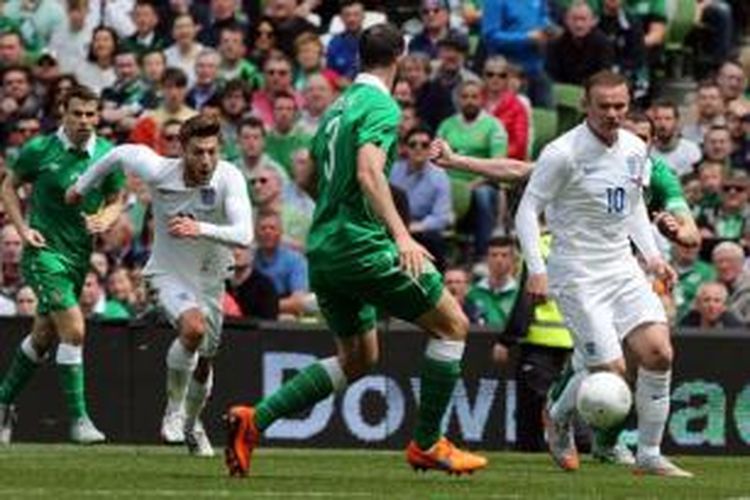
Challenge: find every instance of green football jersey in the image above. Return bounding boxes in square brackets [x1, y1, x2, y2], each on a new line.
[307, 74, 401, 269]
[647, 155, 690, 215]
[437, 111, 508, 182]
[11, 131, 125, 262]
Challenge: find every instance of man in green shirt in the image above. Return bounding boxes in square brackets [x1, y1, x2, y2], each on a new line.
[466, 236, 519, 329]
[437, 79, 508, 259]
[265, 92, 312, 176]
[225, 23, 487, 478]
[0, 86, 125, 445]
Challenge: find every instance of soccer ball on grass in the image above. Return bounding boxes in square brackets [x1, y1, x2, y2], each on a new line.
[576, 371, 632, 429]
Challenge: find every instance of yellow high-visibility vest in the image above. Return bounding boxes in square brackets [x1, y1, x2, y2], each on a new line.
[524, 234, 573, 349]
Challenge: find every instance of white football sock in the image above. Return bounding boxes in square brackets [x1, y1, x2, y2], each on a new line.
[549, 370, 586, 422]
[636, 367, 671, 459]
[165, 339, 198, 415]
[184, 368, 213, 432]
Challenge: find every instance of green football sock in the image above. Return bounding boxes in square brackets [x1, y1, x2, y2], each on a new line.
[255, 362, 334, 431]
[414, 357, 461, 450]
[57, 364, 87, 420]
[0, 347, 39, 405]
[595, 414, 630, 449]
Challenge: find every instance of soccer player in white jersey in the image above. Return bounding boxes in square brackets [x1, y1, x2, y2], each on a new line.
[66, 114, 253, 457]
[514, 71, 692, 477]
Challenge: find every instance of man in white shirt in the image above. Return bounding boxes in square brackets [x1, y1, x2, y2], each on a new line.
[650, 99, 702, 177]
[67, 114, 253, 458]
[515, 71, 691, 477]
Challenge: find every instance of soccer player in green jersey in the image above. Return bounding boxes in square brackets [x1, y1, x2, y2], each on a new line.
[0, 86, 126, 445]
[225, 23, 488, 477]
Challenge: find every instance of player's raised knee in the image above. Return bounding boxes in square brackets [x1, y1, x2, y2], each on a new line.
[645, 343, 673, 371]
[179, 311, 207, 350]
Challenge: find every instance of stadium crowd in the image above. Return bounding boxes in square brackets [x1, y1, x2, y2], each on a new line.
[0, 0, 747, 330]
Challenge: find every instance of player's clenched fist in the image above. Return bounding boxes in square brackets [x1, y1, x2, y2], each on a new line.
[168, 215, 200, 238]
[526, 273, 548, 304]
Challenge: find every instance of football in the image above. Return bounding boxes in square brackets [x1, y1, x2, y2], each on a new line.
[576, 372, 632, 429]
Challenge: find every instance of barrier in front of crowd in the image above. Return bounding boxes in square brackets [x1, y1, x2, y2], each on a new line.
[1, 318, 747, 455]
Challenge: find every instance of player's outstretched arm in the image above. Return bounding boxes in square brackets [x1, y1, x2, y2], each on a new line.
[0, 171, 45, 247]
[430, 139, 533, 182]
[66, 144, 163, 202]
[193, 168, 254, 247]
[357, 143, 432, 277]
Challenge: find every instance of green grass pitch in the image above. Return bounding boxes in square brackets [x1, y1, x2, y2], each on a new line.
[0, 445, 748, 499]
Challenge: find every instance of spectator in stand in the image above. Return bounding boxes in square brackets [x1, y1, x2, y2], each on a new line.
[409, 0, 467, 60]
[79, 270, 131, 320]
[444, 266, 483, 324]
[325, 0, 363, 81]
[76, 26, 117, 94]
[106, 265, 137, 315]
[696, 160, 725, 216]
[466, 236, 519, 329]
[265, 91, 312, 175]
[390, 126, 453, 271]
[672, 240, 716, 322]
[0, 222, 21, 294]
[433, 32, 479, 106]
[546, 0, 614, 86]
[217, 79, 250, 162]
[399, 53, 454, 133]
[14, 285, 37, 317]
[227, 246, 279, 320]
[716, 60, 749, 107]
[598, 0, 646, 94]
[141, 49, 166, 92]
[482, 55, 529, 160]
[251, 53, 302, 128]
[712, 241, 750, 323]
[101, 49, 157, 139]
[438, 79, 508, 260]
[89, 252, 109, 281]
[683, 80, 726, 145]
[250, 166, 310, 249]
[299, 73, 335, 136]
[32, 51, 62, 100]
[703, 125, 734, 168]
[294, 32, 340, 91]
[650, 99, 702, 177]
[282, 148, 316, 249]
[481, 0, 554, 106]
[123, 1, 166, 57]
[4, 115, 41, 162]
[253, 212, 313, 319]
[0, 31, 25, 68]
[393, 78, 414, 107]
[187, 48, 221, 111]
[237, 116, 289, 185]
[680, 281, 744, 328]
[49, 0, 96, 75]
[198, 0, 249, 48]
[248, 17, 278, 68]
[697, 171, 750, 242]
[164, 13, 205, 87]
[218, 23, 262, 91]
[397, 104, 421, 159]
[726, 100, 750, 171]
[132, 67, 197, 148]
[266, 0, 318, 60]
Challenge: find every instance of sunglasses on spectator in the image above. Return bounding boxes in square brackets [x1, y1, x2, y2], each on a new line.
[421, 8, 441, 15]
[723, 185, 746, 193]
[163, 133, 180, 141]
[250, 177, 270, 185]
[266, 69, 290, 76]
[408, 140, 430, 149]
[484, 71, 508, 79]
[17, 126, 39, 134]
[258, 30, 274, 37]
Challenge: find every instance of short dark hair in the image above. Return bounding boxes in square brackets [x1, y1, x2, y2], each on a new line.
[697, 78, 719, 91]
[584, 70, 629, 97]
[339, 0, 364, 9]
[221, 78, 250, 99]
[179, 114, 222, 145]
[405, 125, 432, 143]
[359, 23, 404, 70]
[626, 110, 654, 130]
[62, 85, 100, 109]
[239, 115, 266, 135]
[220, 22, 246, 39]
[162, 67, 188, 87]
[651, 98, 680, 119]
[488, 236, 516, 250]
[273, 90, 297, 105]
[1, 65, 30, 84]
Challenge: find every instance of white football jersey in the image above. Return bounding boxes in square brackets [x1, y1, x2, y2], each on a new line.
[75, 145, 253, 288]
[519, 123, 652, 285]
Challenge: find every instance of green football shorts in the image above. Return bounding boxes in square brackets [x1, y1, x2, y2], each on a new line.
[22, 249, 87, 315]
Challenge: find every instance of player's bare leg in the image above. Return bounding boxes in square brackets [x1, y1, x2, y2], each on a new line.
[405, 290, 487, 475]
[626, 323, 692, 477]
[0, 316, 55, 445]
[51, 306, 105, 444]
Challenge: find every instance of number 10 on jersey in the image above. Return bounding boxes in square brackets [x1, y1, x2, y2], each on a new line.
[606, 187, 625, 214]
